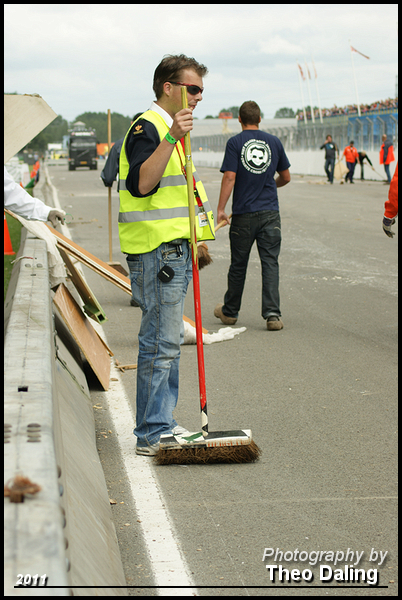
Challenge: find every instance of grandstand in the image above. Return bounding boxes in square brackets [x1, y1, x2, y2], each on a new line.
[192, 100, 398, 154]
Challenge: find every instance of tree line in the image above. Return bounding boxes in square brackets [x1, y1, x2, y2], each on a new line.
[25, 105, 299, 152]
[26, 112, 134, 152]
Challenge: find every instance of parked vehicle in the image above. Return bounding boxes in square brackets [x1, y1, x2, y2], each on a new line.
[68, 121, 97, 170]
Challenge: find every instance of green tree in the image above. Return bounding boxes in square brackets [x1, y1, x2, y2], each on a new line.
[73, 111, 133, 142]
[25, 115, 69, 152]
[274, 107, 296, 118]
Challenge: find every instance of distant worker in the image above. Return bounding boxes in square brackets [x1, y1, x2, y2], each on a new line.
[30, 160, 41, 184]
[100, 114, 143, 190]
[214, 100, 291, 331]
[382, 162, 398, 238]
[4, 165, 65, 227]
[358, 150, 374, 180]
[320, 134, 339, 184]
[118, 54, 214, 455]
[342, 141, 360, 184]
[100, 139, 123, 188]
[379, 134, 395, 184]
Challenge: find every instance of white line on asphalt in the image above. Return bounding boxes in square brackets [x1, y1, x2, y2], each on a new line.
[99, 366, 198, 596]
[46, 165, 197, 596]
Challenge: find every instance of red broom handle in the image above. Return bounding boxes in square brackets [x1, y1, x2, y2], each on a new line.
[181, 87, 208, 436]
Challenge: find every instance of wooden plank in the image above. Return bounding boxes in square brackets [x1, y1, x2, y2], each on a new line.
[45, 223, 132, 294]
[53, 283, 110, 391]
[45, 224, 209, 331]
[58, 247, 108, 324]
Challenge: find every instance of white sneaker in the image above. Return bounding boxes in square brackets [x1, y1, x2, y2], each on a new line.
[135, 442, 160, 456]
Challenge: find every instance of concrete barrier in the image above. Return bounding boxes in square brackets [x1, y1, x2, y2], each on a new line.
[4, 231, 127, 596]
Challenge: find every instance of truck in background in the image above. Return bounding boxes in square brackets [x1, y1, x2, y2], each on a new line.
[68, 121, 98, 171]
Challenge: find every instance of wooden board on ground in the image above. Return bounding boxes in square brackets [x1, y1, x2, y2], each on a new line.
[58, 247, 107, 324]
[45, 223, 209, 333]
[53, 283, 111, 391]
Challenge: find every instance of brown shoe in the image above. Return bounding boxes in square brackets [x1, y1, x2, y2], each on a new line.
[214, 303, 237, 325]
[267, 316, 283, 331]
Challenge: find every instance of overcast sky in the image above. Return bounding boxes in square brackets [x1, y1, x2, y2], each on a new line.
[4, 4, 398, 123]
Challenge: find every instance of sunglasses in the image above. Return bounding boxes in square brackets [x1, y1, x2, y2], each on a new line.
[167, 81, 204, 95]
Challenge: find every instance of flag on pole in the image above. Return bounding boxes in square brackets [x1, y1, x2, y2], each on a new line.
[312, 59, 318, 78]
[311, 56, 323, 123]
[305, 63, 312, 79]
[350, 45, 370, 59]
[297, 63, 305, 81]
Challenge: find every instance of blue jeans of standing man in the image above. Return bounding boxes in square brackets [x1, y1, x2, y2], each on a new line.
[384, 164, 391, 183]
[325, 157, 335, 183]
[127, 239, 192, 448]
[222, 210, 282, 320]
[345, 161, 356, 182]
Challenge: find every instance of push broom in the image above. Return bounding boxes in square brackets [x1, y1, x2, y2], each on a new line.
[154, 88, 260, 465]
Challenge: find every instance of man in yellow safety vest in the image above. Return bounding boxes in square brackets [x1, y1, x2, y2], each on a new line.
[118, 54, 215, 456]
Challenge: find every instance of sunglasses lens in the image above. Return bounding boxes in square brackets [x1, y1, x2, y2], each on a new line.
[188, 85, 202, 95]
[168, 82, 203, 95]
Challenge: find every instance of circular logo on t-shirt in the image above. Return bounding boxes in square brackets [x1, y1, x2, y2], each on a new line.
[240, 139, 272, 174]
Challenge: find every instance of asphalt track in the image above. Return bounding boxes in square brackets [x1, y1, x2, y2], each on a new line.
[42, 162, 397, 596]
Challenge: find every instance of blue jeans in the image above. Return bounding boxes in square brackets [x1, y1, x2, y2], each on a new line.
[222, 210, 282, 320]
[127, 240, 192, 447]
[384, 164, 391, 183]
[325, 157, 335, 182]
[345, 161, 356, 182]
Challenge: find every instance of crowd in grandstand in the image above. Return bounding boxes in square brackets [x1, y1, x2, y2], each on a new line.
[296, 97, 398, 121]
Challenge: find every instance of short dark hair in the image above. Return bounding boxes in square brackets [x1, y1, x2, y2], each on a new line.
[239, 101, 261, 125]
[153, 54, 208, 100]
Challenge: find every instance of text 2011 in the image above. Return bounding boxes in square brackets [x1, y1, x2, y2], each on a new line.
[15, 574, 48, 587]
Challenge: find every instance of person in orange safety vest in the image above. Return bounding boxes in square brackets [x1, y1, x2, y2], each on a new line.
[379, 134, 395, 184]
[30, 160, 40, 184]
[382, 162, 398, 237]
[342, 141, 360, 184]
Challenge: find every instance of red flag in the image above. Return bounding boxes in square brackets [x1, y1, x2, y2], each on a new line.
[312, 59, 318, 79]
[350, 45, 370, 59]
[297, 63, 305, 81]
[305, 63, 311, 79]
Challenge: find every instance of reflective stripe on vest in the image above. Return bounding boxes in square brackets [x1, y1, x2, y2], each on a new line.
[119, 200, 213, 223]
[119, 173, 186, 191]
[119, 171, 201, 191]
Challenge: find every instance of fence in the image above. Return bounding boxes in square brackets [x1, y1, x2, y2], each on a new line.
[192, 109, 398, 154]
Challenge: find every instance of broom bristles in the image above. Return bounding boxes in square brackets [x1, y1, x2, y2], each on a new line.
[197, 242, 213, 270]
[154, 440, 261, 465]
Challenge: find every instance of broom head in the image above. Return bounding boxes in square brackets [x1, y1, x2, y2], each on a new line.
[197, 242, 213, 270]
[154, 429, 261, 465]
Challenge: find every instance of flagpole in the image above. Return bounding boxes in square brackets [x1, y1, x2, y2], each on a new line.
[297, 63, 307, 125]
[312, 56, 323, 124]
[349, 40, 361, 117]
[305, 59, 315, 123]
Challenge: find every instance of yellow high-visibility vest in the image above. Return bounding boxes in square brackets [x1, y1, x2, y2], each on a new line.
[118, 109, 215, 254]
